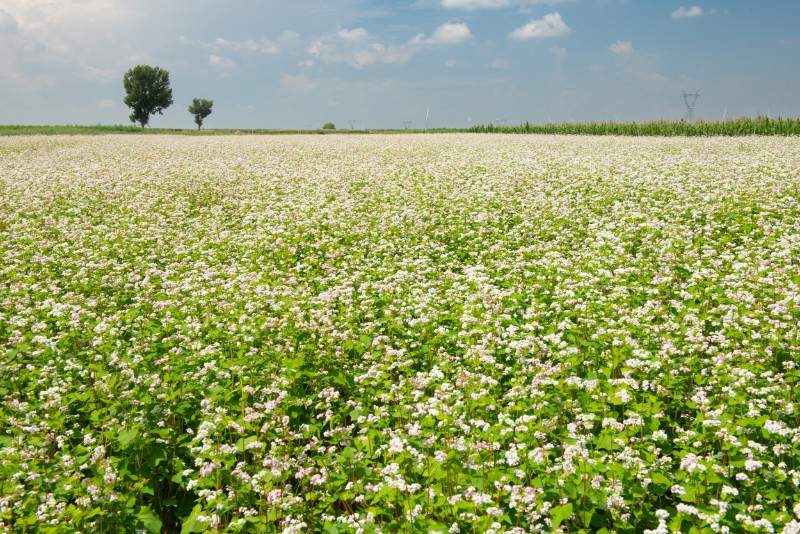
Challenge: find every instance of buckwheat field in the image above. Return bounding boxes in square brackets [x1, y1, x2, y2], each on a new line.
[2, 134, 800, 533]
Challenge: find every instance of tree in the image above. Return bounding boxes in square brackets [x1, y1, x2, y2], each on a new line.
[188, 98, 213, 130]
[322, 122, 335, 130]
[123, 65, 174, 128]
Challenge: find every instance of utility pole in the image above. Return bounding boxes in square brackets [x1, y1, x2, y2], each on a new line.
[682, 91, 700, 121]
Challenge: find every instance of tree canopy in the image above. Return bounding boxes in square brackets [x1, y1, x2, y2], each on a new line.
[123, 65, 174, 128]
[188, 98, 214, 130]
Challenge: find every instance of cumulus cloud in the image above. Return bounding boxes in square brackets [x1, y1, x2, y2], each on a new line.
[508, 12, 570, 40]
[608, 40, 633, 55]
[306, 22, 469, 69]
[337, 27, 369, 41]
[436, 0, 571, 9]
[605, 41, 663, 84]
[308, 30, 415, 68]
[0, 0, 146, 87]
[441, 0, 509, 8]
[671, 6, 712, 19]
[217, 37, 279, 54]
[209, 55, 236, 68]
[490, 58, 511, 70]
[183, 36, 279, 55]
[410, 22, 472, 45]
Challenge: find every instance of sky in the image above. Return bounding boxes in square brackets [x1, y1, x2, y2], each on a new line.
[1, 0, 799, 129]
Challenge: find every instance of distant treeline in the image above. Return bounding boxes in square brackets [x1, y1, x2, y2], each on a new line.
[469, 116, 800, 136]
[1, 117, 798, 136]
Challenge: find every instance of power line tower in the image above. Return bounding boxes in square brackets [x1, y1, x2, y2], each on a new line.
[402, 121, 413, 130]
[681, 91, 700, 121]
[348, 119, 356, 130]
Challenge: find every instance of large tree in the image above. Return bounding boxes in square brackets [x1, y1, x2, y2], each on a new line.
[123, 65, 174, 128]
[188, 98, 213, 130]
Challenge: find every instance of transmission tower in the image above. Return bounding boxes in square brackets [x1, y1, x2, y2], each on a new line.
[348, 119, 356, 129]
[402, 121, 413, 129]
[681, 91, 700, 121]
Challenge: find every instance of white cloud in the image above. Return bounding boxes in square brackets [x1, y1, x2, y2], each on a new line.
[508, 12, 570, 40]
[209, 55, 236, 68]
[307, 32, 414, 68]
[0, 0, 146, 87]
[608, 40, 633, 55]
[436, 0, 572, 9]
[490, 58, 511, 70]
[671, 6, 704, 19]
[605, 41, 663, 84]
[309, 22, 469, 69]
[219, 37, 279, 54]
[410, 22, 472, 45]
[551, 45, 567, 60]
[445, 59, 458, 67]
[337, 27, 369, 41]
[97, 98, 115, 109]
[184, 36, 280, 55]
[441, 0, 509, 8]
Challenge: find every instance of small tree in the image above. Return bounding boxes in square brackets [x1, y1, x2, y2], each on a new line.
[188, 98, 213, 130]
[322, 122, 336, 130]
[123, 65, 174, 128]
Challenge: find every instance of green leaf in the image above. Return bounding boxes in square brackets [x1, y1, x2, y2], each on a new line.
[180, 504, 207, 534]
[562, 483, 578, 500]
[84, 508, 103, 519]
[651, 472, 671, 486]
[579, 510, 594, 530]
[284, 356, 304, 369]
[679, 486, 696, 503]
[137, 506, 163, 534]
[595, 434, 618, 450]
[550, 502, 573, 531]
[118, 428, 139, 449]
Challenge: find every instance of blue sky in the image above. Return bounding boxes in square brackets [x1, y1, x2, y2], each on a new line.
[1, 0, 798, 128]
